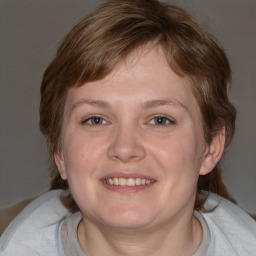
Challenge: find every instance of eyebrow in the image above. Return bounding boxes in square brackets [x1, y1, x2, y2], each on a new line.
[71, 99, 111, 111]
[71, 99, 188, 112]
[141, 99, 188, 111]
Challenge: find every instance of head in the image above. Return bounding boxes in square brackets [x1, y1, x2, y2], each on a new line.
[40, 0, 236, 213]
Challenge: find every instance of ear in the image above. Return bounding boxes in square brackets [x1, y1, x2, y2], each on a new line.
[54, 151, 67, 180]
[199, 126, 226, 175]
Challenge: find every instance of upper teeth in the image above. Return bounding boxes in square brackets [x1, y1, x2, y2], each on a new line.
[104, 177, 154, 186]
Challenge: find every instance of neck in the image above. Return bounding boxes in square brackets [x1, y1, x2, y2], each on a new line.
[78, 212, 202, 256]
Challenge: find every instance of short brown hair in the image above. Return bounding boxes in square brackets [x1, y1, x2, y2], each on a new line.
[40, 0, 236, 212]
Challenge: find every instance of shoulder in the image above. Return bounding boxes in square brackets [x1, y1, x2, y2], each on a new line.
[0, 190, 69, 256]
[201, 192, 256, 256]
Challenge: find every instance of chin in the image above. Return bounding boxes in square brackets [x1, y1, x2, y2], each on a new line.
[103, 207, 154, 229]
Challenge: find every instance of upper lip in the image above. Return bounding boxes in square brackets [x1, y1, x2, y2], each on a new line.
[100, 172, 156, 181]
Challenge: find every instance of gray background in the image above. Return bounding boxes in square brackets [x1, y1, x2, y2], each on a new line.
[0, 0, 255, 214]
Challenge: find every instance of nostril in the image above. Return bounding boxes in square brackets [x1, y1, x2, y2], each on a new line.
[109, 154, 141, 163]
[107, 141, 146, 162]
[107, 127, 146, 162]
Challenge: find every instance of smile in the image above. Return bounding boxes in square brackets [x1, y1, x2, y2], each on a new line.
[103, 177, 155, 186]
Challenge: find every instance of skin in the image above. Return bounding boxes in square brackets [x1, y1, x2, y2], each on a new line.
[55, 44, 225, 256]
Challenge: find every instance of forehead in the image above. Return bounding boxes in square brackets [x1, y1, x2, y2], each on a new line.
[66, 44, 198, 113]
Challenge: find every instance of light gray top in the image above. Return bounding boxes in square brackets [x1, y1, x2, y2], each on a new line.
[1, 190, 256, 256]
[61, 212, 85, 256]
[60, 210, 210, 256]
[193, 211, 211, 256]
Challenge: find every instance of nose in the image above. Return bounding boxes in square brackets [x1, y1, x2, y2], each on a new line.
[107, 124, 146, 163]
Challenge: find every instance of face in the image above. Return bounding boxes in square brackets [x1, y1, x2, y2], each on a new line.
[55, 45, 222, 230]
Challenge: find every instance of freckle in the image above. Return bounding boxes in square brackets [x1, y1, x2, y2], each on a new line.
[79, 153, 86, 160]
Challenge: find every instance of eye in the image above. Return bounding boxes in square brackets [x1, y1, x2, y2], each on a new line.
[82, 116, 107, 125]
[149, 116, 175, 125]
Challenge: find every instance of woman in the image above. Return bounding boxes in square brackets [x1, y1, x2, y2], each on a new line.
[1, 0, 255, 255]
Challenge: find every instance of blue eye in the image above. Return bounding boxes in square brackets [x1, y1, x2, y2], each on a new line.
[82, 116, 107, 125]
[150, 116, 174, 125]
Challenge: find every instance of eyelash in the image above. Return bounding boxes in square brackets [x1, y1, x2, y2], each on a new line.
[81, 115, 175, 126]
[81, 115, 107, 125]
[148, 115, 176, 126]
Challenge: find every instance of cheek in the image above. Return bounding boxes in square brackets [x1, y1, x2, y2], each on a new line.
[144, 132, 203, 216]
[157, 130, 205, 194]
[61, 132, 108, 210]
[62, 131, 106, 178]
[147, 130, 204, 185]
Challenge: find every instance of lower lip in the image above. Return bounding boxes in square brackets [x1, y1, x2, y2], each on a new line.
[102, 182, 155, 193]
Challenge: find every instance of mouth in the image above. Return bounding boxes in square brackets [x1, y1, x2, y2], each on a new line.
[103, 177, 155, 186]
[101, 173, 156, 193]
